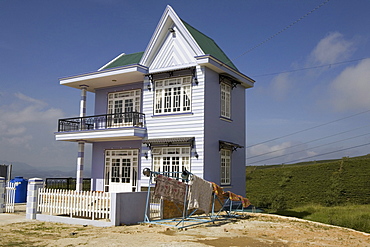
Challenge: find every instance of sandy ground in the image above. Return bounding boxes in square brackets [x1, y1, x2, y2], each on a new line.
[0, 205, 369, 246]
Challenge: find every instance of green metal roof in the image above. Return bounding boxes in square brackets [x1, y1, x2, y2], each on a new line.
[101, 21, 238, 72]
[102, 51, 144, 70]
[181, 20, 238, 71]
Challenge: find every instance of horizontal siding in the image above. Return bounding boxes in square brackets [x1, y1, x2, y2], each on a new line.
[140, 65, 205, 183]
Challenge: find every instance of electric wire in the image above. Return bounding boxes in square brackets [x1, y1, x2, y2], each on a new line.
[247, 109, 370, 148]
[252, 57, 370, 78]
[283, 142, 370, 164]
[249, 132, 370, 164]
[223, 0, 331, 67]
[248, 123, 370, 160]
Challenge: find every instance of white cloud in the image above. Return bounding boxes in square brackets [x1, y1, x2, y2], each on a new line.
[270, 73, 293, 101]
[309, 32, 356, 65]
[328, 58, 370, 111]
[0, 93, 64, 146]
[248, 141, 318, 165]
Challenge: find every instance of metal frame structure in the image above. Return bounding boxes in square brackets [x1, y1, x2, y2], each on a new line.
[142, 168, 243, 228]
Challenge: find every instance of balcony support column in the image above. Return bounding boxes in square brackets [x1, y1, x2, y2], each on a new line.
[76, 141, 85, 191]
[76, 85, 88, 191]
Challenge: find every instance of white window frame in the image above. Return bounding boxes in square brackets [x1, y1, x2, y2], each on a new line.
[154, 76, 192, 114]
[220, 82, 231, 119]
[104, 149, 138, 192]
[152, 147, 190, 178]
[220, 149, 231, 185]
[108, 89, 141, 114]
[107, 89, 141, 127]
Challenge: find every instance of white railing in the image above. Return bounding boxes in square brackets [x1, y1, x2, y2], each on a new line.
[5, 182, 16, 213]
[38, 188, 111, 221]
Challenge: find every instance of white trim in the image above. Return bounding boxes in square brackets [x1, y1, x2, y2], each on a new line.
[154, 76, 192, 115]
[98, 53, 126, 71]
[196, 55, 255, 88]
[152, 146, 191, 177]
[220, 149, 231, 185]
[220, 82, 231, 119]
[55, 127, 146, 142]
[60, 65, 148, 84]
[140, 5, 203, 67]
[104, 149, 139, 192]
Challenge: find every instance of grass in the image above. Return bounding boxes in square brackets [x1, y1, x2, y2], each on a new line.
[273, 204, 370, 233]
[246, 155, 370, 233]
[246, 155, 370, 207]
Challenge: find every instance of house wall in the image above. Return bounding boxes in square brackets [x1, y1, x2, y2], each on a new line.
[91, 140, 142, 192]
[203, 67, 246, 196]
[91, 81, 144, 191]
[140, 65, 205, 186]
[94, 81, 143, 115]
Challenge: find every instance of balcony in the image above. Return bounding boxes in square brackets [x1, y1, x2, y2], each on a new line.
[55, 112, 146, 142]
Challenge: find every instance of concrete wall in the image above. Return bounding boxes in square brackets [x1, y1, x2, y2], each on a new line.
[111, 191, 147, 225]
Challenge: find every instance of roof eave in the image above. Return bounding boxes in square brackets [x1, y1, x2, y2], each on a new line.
[195, 55, 255, 88]
[59, 64, 149, 92]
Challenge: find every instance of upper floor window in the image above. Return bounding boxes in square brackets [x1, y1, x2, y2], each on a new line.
[107, 89, 141, 127]
[108, 89, 141, 114]
[220, 82, 231, 119]
[154, 76, 192, 114]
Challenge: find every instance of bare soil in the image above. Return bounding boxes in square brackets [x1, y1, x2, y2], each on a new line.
[0, 211, 369, 247]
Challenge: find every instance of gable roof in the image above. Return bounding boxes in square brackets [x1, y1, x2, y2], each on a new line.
[181, 20, 238, 71]
[100, 52, 144, 71]
[99, 6, 240, 74]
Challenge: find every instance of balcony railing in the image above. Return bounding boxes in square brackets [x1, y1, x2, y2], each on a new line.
[58, 112, 145, 132]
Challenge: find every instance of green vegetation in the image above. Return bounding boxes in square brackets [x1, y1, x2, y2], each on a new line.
[246, 155, 370, 232]
[275, 204, 370, 233]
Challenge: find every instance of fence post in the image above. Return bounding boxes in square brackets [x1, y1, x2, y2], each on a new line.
[26, 178, 44, 219]
[0, 177, 5, 213]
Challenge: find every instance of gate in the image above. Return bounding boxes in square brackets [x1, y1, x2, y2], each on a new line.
[5, 182, 16, 213]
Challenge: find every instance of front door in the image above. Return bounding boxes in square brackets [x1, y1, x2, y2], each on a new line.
[107, 90, 141, 127]
[104, 149, 138, 192]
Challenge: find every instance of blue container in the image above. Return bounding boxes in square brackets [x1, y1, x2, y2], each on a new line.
[10, 176, 28, 203]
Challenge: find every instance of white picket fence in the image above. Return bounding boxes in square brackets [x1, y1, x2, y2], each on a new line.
[37, 188, 111, 220]
[5, 182, 16, 213]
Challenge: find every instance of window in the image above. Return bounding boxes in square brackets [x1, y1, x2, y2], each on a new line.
[154, 76, 192, 114]
[220, 149, 231, 185]
[107, 90, 141, 127]
[220, 82, 231, 119]
[152, 147, 190, 178]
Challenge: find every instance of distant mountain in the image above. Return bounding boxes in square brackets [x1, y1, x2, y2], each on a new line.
[0, 160, 82, 179]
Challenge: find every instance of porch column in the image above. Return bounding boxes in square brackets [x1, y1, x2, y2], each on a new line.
[76, 85, 88, 191]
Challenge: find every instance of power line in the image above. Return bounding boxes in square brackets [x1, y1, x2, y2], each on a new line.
[249, 132, 370, 164]
[248, 123, 370, 160]
[252, 57, 369, 78]
[247, 109, 370, 148]
[283, 142, 370, 164]
[223, 0, 331, 67]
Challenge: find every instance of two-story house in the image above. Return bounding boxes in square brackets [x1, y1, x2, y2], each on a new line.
[55, 5, 254, 196]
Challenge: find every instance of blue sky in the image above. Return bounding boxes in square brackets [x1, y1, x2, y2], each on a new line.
[1, 0, 370, 172]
